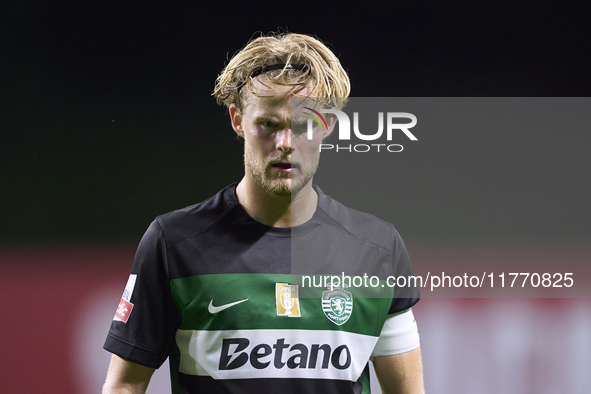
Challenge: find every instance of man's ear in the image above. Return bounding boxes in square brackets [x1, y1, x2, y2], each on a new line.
[323, 111, 338, 140]
[229, 104, 244, 138]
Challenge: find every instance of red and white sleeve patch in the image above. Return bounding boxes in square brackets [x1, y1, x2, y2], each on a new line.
[115, 298, 134, 322]
[113, 274, 137, 323]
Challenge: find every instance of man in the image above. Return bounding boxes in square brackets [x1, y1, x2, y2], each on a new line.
[103, 32, 424, 393]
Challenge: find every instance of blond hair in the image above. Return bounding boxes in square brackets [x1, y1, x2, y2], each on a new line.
[213, 33, 350, 110]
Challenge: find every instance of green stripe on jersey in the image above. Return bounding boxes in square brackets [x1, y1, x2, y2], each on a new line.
[170, 273, 392, 337]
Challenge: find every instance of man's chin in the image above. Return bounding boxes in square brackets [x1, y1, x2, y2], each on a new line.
[264, 179, 293, 197]
[262, 178, 312, 197]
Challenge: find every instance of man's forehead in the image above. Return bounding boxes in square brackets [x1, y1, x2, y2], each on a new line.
[241, 79, 317, 112]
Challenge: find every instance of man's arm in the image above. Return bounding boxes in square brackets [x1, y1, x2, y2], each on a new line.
[373, 347, 425, 394]
[102, 354, 155, 394]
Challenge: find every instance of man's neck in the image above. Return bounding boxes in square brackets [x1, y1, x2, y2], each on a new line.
[235, 177, 318, 228]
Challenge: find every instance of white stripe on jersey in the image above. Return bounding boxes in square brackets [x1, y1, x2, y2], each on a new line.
[175, 328, 379, 381]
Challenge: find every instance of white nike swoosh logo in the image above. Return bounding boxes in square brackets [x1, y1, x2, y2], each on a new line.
[208, 298, 249, 314]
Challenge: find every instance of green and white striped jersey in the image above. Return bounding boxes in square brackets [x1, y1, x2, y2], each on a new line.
[105, 183, 419, 393]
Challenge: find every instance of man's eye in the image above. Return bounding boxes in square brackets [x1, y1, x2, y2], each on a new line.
[292, 122, 308, 135]
[262, 121, 277, 128]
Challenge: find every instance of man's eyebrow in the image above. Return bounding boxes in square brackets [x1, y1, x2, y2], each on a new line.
[253, 113, 285, 119]
[254, 114, 292, 124]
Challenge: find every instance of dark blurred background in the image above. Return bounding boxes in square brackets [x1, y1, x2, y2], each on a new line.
[2, 1, 590, 243]
[1, 1, 590, 393]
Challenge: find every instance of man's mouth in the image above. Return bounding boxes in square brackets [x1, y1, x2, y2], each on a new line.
[271, 162, 297, 172]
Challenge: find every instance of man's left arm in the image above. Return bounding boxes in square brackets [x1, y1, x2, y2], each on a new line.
[371, 308, 424, 393]
[373, 347, 424, 394]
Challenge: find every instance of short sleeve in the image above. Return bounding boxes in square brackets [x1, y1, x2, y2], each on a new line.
[388, 229, 420, 314]
[103, 219, 179, 369]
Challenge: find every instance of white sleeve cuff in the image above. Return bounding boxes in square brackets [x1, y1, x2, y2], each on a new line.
[371, 308, 420, 359]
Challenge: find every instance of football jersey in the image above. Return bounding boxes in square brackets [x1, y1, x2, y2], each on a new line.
[104, 183, 420, 393]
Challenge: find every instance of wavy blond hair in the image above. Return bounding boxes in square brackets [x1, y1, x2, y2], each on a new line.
[213, 33, 350, 110]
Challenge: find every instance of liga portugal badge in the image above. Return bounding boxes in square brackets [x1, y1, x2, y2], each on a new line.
[114, 274, 137, 323]
[276, 283, 301, 317]
[322, 288, 353, 326]
[115, 299, 134, 323]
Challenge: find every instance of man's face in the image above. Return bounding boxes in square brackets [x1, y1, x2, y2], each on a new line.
[230, 80, 328, 197]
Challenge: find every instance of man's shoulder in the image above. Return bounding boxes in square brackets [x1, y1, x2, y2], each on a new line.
[315, 186, 399, 255]
[153, 183, 241, 246]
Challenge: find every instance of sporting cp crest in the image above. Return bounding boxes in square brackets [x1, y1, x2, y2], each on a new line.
[322, 288, 353, 326]
[276, 283, 301, 317]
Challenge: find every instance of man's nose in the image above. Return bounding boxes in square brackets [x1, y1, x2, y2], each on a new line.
[276, 128, 293, 152]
